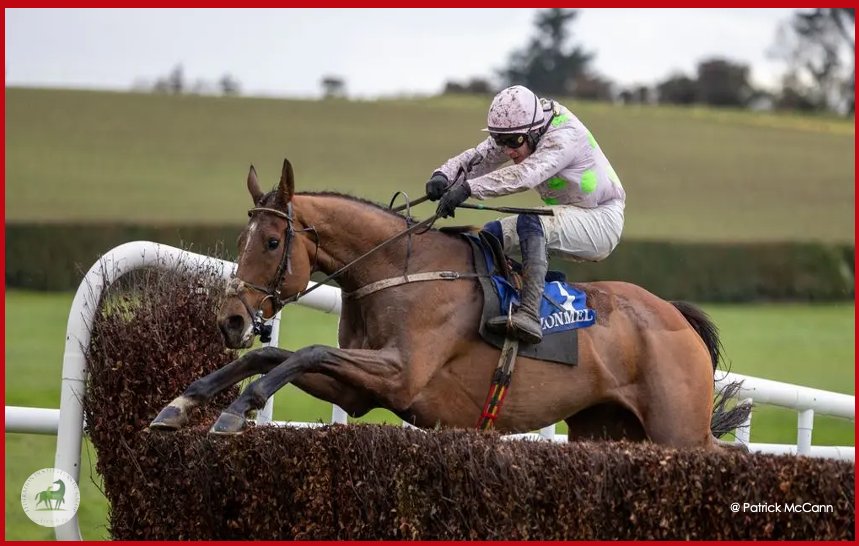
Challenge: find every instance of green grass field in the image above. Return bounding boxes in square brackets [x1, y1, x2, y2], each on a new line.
[4, 88, 855, 243]
[4, 290, 855, 540]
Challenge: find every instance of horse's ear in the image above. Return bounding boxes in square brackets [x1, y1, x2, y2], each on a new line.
[247, 164, 263, 205]
[278, 158, 295, 206]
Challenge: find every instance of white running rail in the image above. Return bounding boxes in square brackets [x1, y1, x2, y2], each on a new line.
[4, 242, 855, 541]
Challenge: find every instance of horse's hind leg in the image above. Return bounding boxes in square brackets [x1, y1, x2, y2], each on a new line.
[637, 332, 720, 450]
[150, 346, 293, 431]
[641, 396, 720, 450]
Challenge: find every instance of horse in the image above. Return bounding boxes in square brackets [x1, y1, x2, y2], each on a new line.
[35, 480, 66, 510]
[151, 157, 750, 452]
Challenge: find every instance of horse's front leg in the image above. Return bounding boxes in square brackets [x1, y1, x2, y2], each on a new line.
[150, 346, 293, 431]
[210, 344, 404, 435]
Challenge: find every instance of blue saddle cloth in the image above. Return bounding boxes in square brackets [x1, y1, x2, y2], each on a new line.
[491, 276, 597, 335]
[459, 233, 594, 367]
[471, 234, 597, 336]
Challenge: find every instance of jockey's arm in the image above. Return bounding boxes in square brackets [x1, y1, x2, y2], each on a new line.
[435, 137, 509, 183]
[467, 129, 577, 200]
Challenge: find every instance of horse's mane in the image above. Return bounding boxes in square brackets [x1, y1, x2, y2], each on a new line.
[305, 190, 415, 221]
[259, 189, 408, 219]
[258, 189, 478, 234]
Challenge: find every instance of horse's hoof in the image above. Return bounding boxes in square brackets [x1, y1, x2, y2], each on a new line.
[149, 405, 187, 431]
[209, 412, 247, 435]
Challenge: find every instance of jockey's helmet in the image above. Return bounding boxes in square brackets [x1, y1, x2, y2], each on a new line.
[483, 85, 544, 135]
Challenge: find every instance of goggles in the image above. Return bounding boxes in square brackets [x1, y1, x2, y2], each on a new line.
[491, 132, 527, 149]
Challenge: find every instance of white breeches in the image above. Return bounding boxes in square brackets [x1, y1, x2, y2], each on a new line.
[498, 199, 625, 262]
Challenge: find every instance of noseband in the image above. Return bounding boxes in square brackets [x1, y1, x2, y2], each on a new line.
[226, 202, 303, 343]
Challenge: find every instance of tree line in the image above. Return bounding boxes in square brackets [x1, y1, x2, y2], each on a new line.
[130, 9, 854, 115]
[444, 8, 854, 115]
[132, 64, 241, 97]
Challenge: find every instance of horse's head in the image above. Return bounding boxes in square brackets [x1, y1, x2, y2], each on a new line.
[217, 158, 313, 348]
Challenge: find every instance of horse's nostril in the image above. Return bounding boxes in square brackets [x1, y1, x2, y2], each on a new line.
[226, 315, 245, 333]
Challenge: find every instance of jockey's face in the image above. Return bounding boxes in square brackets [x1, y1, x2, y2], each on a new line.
[490, 131, 533, 164]
[503, 140, 532, 164]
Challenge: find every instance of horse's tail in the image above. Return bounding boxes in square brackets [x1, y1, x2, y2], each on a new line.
[671, 301, 722, 372]
[671, 301, 752, 439]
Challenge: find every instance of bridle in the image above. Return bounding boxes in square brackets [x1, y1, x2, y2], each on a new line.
[225, 202, 317, 342]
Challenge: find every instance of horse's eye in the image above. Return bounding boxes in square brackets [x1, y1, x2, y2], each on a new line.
[267, 238, 280, 250]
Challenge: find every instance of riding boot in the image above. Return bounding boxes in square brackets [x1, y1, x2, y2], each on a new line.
[486, 233, 548, 344]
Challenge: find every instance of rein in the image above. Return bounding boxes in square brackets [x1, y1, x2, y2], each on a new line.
[229, 180, 551, 342]
[284, 213, 442, 303]
[229, 206, 475, 340]
[392, 196, 553, 217]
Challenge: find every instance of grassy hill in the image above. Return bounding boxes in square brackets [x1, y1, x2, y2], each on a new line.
[5, 87, 854, 243]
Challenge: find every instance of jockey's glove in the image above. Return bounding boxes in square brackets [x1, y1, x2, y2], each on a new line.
[425, 172, 450, 201]
[436, 178, 471, 219]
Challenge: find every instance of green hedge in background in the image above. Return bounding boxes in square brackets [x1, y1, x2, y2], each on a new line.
[551, 240, 854, 303]
[5, 223, 854, 302]
[5, 223, 241, 292]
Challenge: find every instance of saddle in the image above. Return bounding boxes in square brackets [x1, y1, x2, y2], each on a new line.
[462, 230, 597, 367]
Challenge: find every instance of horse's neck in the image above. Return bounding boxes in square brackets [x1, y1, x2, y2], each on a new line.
[299, 196, 447, 292]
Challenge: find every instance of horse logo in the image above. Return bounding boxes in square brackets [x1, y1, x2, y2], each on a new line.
[539, 281, 596, 333]
[34, 479, 66, 510]
[20, 468, 80, 528]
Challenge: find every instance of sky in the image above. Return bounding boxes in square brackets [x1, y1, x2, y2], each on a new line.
[5, 8, 805, 99]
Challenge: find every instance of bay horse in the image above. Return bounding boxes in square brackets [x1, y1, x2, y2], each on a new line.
[151, 158, 750, 451]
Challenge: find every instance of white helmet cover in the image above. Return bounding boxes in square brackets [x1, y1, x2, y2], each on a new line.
[483, 85, 544, 134]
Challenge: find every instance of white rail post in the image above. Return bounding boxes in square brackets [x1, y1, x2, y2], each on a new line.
[331, 405, 349, 424]
[797, 409, 815, 456]
[52, 242, 238, 542]
[331, 315, 348, 424]
[5, 406, 61, 435]
[256, 311, 282, 425]
[539, 424, 556, 440]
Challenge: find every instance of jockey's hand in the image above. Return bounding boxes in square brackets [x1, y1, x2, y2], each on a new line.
[436, 179, 471, 218]
[425, 172, 449, 201]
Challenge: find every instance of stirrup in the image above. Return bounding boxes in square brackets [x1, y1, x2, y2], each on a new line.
[486, 301, 515, 333]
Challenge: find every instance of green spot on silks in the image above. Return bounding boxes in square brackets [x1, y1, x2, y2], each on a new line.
[547, 176, 568, 190]
[586, 130, 598, 149]
[542, 197, 559, 205]
[581, 169, 597, 194]
[551, 114, 569, 127]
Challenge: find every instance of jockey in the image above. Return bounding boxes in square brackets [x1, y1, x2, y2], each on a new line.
[426, 85, 626, 345]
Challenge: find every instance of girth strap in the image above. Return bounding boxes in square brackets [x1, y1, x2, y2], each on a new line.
[343, 271, 484, 300]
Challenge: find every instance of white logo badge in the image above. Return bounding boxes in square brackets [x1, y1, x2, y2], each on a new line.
[20, 468, 81, 528]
